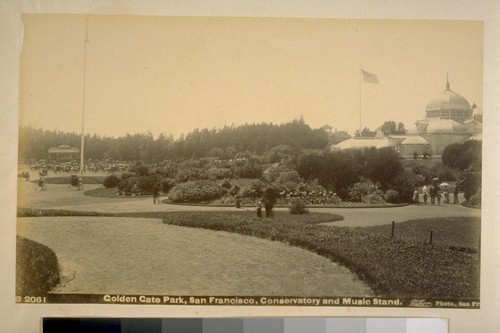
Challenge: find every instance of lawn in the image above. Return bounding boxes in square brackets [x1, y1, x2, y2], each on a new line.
[162, 212, 480, 299]
[356, 216, 480, 252]
[39, 176, 106, 185]
[17, 208, 479, 299]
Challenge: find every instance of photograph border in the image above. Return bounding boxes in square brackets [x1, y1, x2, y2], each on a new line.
[1, 1, 499, 332]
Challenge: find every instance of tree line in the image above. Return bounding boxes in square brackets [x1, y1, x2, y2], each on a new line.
[18, 118, 329, 162]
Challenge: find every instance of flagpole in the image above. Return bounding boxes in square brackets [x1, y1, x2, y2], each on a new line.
[359, 69, 362, 133]
[80, 16, 89, 183]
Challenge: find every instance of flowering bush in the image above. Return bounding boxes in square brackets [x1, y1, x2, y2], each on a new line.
[289, 199, 309, 215]
[169, 180, 227, 203]
[348, 182, 377, 202]
[239, 180, 267, 198]
[207, 167, 233, 180]
[384, 189, 400, 203]
[117, 174, 162, 195]
[228, 184, 241, 196]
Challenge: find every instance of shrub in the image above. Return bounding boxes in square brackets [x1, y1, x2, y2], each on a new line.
[16, 236, 60, 294]
[117, 175, 161, 194]
[232, 160, 263, 178]
[169, 180, 226, 203]
[348, 182, 376, 202]
[229, 184, 241, 196]
[103, 174, 121, 188]
[384, 189, 400, 203]
[175, 167, 208, 182]
[459, 167, 481, 201]
[265, 151, 282, 164]
[137, 176, 157, 194]
[289, 199, 309, 215]
[468, 189, 481, 206]
[220, 179, 232, 190]
[388, 168, 426, 202]
[434, 165, 457, 181]
[133, 165, 149, 177]
[120, 172, 135, 180]
[118, 177, 137, 193]
[207, 167, 233, 180]
[364, 190, 386, 204]
[240, 180, 267, 198]
[275, 170, 303, 184]
[161, 178, 176, 193]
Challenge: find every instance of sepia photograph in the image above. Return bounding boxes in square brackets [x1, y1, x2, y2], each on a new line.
[14, 14, 484, 310]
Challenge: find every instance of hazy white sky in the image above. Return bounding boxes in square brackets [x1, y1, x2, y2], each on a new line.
[19, 15, 483, 138]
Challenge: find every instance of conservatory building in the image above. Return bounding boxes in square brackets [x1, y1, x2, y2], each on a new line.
[414, 79, 481, 157]
[332, 78, 481, 158]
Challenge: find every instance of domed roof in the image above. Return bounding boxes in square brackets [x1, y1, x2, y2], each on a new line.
[425, 118, 468, 134]
[425, 79, 472, 120]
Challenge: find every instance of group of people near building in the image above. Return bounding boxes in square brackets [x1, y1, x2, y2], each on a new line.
[413, 182, 459, 205]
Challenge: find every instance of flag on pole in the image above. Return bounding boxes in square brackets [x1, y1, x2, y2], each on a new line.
[361, 69, 379, 84]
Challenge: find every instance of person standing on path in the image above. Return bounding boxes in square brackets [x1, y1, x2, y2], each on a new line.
[429, 185, 436, 205]
[453, 186, 459, 204]
[256, 200, 263, 218]
[152, 183, 160, 204]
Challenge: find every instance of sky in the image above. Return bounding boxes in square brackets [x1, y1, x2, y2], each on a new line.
[19, 15, 483, 139]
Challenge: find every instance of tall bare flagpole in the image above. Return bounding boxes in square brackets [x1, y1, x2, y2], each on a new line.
[80, 16, 89, 181]
[359, 69, 362, 132]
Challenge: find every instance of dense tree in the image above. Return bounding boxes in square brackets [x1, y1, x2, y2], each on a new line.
[19, 118, 328, 163]
[297, 147, 405, 199]
[441, 140, 481, 171]
[362, 147, 403, 189]
[378, 121, 407, 135]
[441, 140, 482, 204]
[388, 168, 426, 202]
[354, 127, 376, 137]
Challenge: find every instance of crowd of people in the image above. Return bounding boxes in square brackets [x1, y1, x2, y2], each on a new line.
[413, 181, 460, 205]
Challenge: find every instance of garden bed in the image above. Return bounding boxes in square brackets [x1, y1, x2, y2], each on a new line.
[83, 187, 407, 208]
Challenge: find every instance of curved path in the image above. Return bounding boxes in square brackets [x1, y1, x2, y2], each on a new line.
[18, 181, 480, 227]
[17, 181, 375, 296]
[16, 180, 479, 296]
[17, 216, 373, 296]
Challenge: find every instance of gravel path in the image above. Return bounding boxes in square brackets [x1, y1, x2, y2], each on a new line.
[17, 216, 373, 296]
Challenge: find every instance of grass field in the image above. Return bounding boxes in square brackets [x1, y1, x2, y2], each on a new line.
[17, 208, 479, 299]
[357, 216, 480, 252]
[40, 176, 106, 185]
[162, 212, 480, 299]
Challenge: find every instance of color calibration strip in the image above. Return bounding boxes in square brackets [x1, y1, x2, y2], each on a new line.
[43, 318, 447, 333]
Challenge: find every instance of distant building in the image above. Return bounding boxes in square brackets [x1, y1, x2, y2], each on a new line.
[48, 144, 80, 162]
[320, 124, 351, 145]
[331, 78, 481, 158]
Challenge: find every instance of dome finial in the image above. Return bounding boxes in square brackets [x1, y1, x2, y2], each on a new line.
[445, 73, 450, 90]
